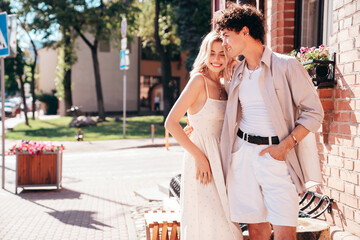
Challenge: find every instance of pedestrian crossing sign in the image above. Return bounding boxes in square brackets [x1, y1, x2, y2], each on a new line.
[0, 12, 9, 57]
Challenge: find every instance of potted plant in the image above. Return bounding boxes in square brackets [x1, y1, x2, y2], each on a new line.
[290, 45, 336, 88]
[8, 140, 65, 194]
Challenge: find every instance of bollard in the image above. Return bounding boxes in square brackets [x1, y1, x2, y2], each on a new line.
[76, 128, 84, 141]
[151, 124, 155, 143]
[165, 129, 170, 150]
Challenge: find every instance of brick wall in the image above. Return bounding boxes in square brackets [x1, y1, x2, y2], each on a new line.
[318, 0, 360, 236]
[265, 0, 295, 53]
[264, 0, 360, 236]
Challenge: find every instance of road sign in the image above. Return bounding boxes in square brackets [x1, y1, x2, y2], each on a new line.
[121, 18, 127, 38]
[0, 12, 9, 57]
[120, 50, 126, 69]
[121, 38, 127, 50]
[120, 49, 130, 70]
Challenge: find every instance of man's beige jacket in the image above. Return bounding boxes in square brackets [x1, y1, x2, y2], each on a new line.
[220, 47, 324, 194]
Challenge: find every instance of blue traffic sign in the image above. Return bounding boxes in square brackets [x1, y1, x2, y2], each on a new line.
[0, 12, 9, 57]
[120, 50, 126, 70]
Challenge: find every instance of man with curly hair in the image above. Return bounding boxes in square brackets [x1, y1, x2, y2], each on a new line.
[215, 3, 324, 240]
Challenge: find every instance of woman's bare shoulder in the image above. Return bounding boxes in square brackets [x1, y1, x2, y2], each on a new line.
[187, 73, 205, 88]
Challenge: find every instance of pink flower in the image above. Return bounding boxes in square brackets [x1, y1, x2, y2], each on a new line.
[7, 141, 64, 155]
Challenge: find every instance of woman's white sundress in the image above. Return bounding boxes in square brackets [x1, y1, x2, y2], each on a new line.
[180, 76, 243, 240]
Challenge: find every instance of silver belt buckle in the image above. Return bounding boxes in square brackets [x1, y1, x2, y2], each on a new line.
[243, 133, 248, 142]
[269, 136, 272, 145]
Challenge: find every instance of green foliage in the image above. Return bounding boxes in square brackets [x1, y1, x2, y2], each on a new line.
[0, 1, 11, 13]
[4, 60, 20, 96]
[54, 47, 65, 100]
[290, 45, 330, 69]
[134, 0, 180, 60]
[36, 93, 58, 115]
[175, 0, 211, 71]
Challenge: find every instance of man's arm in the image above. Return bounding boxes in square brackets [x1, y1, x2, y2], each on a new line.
[260, 124, 309, 160]
[260, 57, 324, 160]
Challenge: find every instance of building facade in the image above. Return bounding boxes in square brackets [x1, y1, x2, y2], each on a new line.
[38, 35, 188, 115]
[214, 0, 360, 236]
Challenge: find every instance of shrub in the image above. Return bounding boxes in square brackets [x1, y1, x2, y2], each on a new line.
[37, 93, 58, 115]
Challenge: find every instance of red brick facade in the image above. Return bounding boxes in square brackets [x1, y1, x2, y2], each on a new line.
[318, 0, 360, 236]
[266, 0, 295, 53]
[213, 0, 360, 236]
[267, 0, 360, 236]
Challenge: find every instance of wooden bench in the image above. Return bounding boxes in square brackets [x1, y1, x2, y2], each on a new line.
[144, 210, 180, 240]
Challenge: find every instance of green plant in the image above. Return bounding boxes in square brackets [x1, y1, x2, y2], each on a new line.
[290, 45, 330, 69]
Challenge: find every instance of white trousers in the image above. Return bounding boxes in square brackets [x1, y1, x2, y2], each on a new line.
[227, 137, 299, 227]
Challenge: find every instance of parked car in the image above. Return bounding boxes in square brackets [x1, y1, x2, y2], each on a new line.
[0, 103, 17, 118]
[0, 98, 21, 118]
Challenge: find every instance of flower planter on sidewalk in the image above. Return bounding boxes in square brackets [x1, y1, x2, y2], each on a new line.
[8, 141, 65, 194]
[15, 151, 63, 194]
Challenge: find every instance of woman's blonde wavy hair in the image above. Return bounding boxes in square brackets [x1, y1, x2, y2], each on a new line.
[190, 31, 229, 78]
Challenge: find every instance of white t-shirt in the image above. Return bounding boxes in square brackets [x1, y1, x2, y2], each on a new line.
[238, 65, 277, 137]
[154, 96, 160, 103]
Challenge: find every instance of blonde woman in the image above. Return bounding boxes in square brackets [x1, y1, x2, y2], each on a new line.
[165, 31, 243, 240]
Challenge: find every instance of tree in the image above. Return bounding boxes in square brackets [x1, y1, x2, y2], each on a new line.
[20, 21, 38, 120]
[2, 1, 29, 125]
[19, 0, 136, 120]
[175, 0, 211, 72]
[0, 1, 11, 14]
[18, 0, 79, 116]
[61, 0, 136, 121]
[5, 47, 29, 125]
[52, 27, 77, 115]
[135, 0, 181, 120]
[154, 0, 172, 119]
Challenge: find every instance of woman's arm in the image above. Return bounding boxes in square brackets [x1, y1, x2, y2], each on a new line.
[164, 75, 212, 185]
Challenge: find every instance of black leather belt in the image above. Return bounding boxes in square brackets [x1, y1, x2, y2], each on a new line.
[237, 129, 280, 145]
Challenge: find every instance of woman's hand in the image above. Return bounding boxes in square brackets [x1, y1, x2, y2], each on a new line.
[195, 152, 212, 185]
[223, 58, 240, 82]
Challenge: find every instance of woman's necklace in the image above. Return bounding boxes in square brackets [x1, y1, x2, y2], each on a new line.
[247, 62, 261, 80]
[218, 81, 225, 100]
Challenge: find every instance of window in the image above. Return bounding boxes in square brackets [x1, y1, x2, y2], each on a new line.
[302, 0, 323, 47]
[322, 0, 333, 45]
[295, 0, 332, 48]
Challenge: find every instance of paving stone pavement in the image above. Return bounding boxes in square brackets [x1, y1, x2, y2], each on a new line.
[0, 143, 183, 240]
[1, 138, 359, 240]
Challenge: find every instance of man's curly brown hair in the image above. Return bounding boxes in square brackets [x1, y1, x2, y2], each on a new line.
[214, 3, 265, 44]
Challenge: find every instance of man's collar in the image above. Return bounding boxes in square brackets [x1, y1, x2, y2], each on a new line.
[261, 46, 272, 68]
[232, 46, 272, 78]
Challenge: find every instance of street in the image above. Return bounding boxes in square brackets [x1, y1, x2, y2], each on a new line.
[0, 144, 183, 240]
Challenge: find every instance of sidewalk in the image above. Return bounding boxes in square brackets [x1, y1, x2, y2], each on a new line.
[0, 141, 183, 240]
[0, 115, 359, 239]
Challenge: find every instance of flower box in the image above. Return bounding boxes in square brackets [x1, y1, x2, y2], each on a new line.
[291, 45, 336, 89]
[9, 141, 64, 194]
[15, 151, 63, 194]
